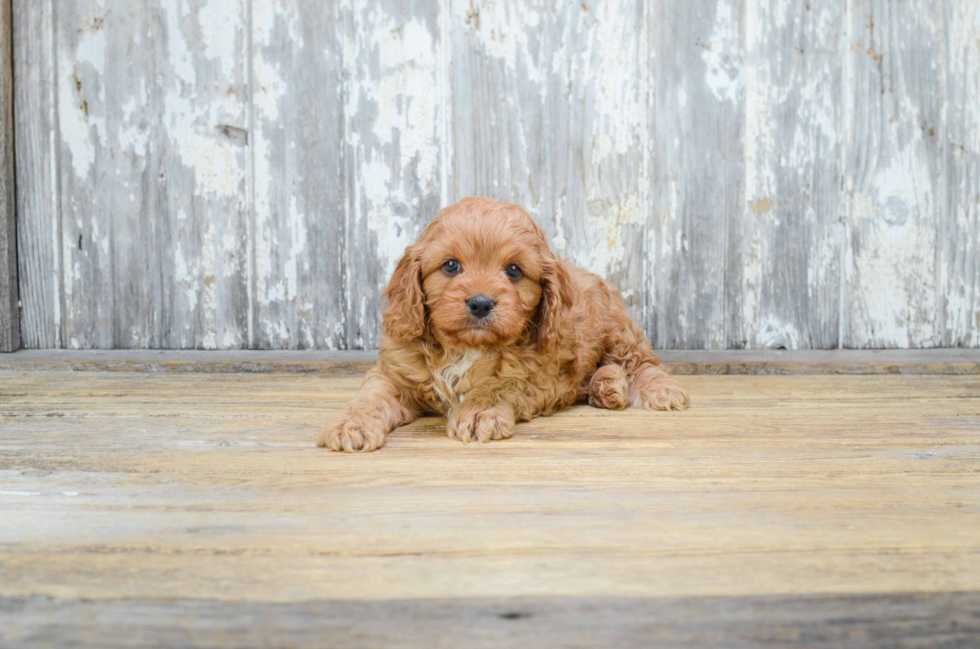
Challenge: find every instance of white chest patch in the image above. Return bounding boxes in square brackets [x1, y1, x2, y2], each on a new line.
[431, 349, 481, 406]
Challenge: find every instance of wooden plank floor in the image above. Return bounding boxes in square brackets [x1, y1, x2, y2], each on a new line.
[1, 363, 980, 647]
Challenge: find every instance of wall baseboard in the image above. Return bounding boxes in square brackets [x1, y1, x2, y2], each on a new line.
[1, 349, 978, 375]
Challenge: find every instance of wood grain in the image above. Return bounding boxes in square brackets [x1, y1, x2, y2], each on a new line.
[12, 0, 60, 349]
[942, 0, 980, 347]
[0, 0, 17, 352]
[4, 592, 979, 649]
[0, 369, 978, 645]
[740, 0, 843, 349]
[55, 1, 251, 349]
[842, 0, 945, 347]
[250, 0, 346, 350]
[649, 0, 744, 349]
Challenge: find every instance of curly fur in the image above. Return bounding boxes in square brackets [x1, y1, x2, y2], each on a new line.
[319, 197, 690, 452]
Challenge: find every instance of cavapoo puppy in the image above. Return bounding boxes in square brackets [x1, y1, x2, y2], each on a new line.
[319, 197, 689, 452]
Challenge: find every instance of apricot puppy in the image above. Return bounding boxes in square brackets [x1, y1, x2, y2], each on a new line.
[319, 197, 689, 452]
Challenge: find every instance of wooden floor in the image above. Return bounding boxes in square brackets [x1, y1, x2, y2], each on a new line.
[1, 355, 979, 647]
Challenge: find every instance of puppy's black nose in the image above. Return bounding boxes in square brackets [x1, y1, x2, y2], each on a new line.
[466, 294, 495, 319]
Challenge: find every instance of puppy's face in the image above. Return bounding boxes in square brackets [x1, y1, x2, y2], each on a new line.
[419, 215, 544, 348]
[383, 198, 570, 351]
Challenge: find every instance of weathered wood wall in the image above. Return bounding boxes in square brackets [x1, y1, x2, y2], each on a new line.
[11, 0, 980, 350]
[0, 0, 18, 352]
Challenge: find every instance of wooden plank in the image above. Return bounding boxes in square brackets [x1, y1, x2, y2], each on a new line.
[451, 0, 647, 321]
[55, 1, 250, 349]
[341, 0, 445, 349]
[0, 348, 979, 375]
[942, 1, 980, 347]
[842, 0, 945, 348]
[12, 0, 59, 349]
[0, 0, 17, 351]
[250, 0, 345, 350]
[740, 0, 843, 349]
[648, 0, 745, 349]
[6, 592, 980, 649]
[3, 592, 979, 649]
[0, 370, 978, 649]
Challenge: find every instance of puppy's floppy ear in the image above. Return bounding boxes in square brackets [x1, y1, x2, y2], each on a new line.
[536, 255, 574, 353]
[383, 245, 426, 342]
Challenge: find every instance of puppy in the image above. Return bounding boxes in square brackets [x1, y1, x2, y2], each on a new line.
[319, 197, 689, 452]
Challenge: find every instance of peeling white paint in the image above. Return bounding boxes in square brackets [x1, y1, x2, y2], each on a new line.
[582, 194, 643, 281]
[551, 194, 568, 253]
[165, 2, 197, 86]
[253, 0, 302, 50]
[222, 330, 241, 348]
[74, 21, 107, 79]
[371, 18, 439, 185]
[754, 315, 801, 350]
[199, 222, 219, 348]
[251, 3, 291, 322]
[458, 0, 543, 83]
[850, 180, 938, 349]
[345, 2, 441, 303]
[580, 2, 641, 165]
[741, 0, 765, 337]
[252, 53, 287, 124]
[702, 0, 743, 104]
[850, 126, 939, 347]
[58, 27, 107, 180]
[177, 130, 244, 198]
[162, 3, 246, 200]
[361, 158, 415, 281]
[942, 2, 980, 347]
[741, 0, 780, 345]
[198, 0, 241, 75]
[174, 236, 199, 312]
[283, 196, 307, 300]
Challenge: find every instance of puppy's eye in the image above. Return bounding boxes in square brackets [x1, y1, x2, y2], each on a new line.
[505, 263, 522, 279]
[443, 259, 461, 275]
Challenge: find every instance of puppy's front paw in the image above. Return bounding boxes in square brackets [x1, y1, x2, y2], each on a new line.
[318, 414, 387, 452]
[447, 404, 515, 444]
[630, 376, 690, 411]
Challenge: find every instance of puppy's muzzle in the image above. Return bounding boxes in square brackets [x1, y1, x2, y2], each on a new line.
[466, 294, 495, 321]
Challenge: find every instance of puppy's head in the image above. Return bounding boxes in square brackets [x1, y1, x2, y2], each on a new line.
[383, 197, 572, 351]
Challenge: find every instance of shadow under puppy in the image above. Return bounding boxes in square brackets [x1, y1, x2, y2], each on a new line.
[320, 197, 689, 452]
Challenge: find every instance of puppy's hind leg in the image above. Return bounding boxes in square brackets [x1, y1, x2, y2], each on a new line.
[626, 359, 690, 411]
[603, 312, 690, 412]
[587, 365, 629, 410]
